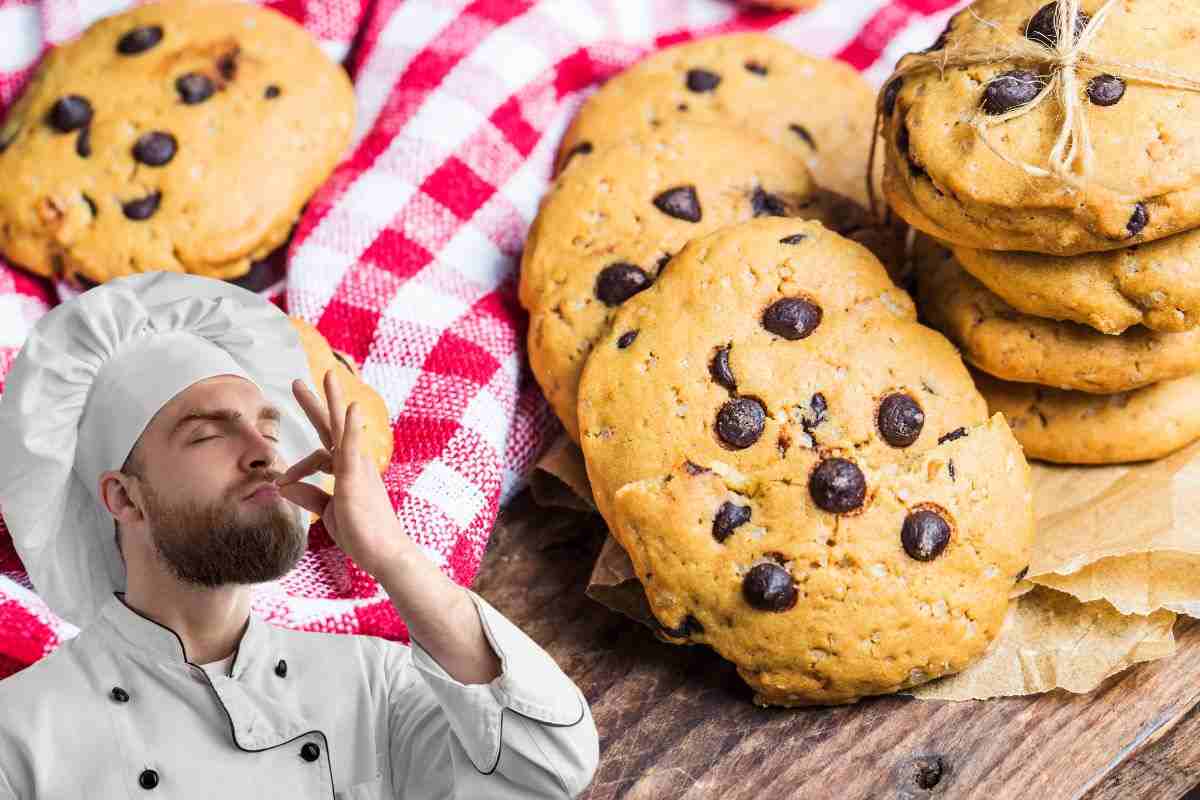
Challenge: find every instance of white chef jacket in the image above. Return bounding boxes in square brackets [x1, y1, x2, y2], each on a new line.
[0, 588, 599, 798]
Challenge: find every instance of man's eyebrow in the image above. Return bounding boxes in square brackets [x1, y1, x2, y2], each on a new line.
[169, 406, 282, 442]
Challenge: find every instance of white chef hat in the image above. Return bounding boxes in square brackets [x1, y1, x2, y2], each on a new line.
[0, 271, 325, 630]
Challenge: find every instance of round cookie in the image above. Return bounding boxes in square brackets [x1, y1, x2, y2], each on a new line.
[520, 121, 816, 443]
[914, 236, 1200, 393]
[555, 33, 877, 206]
[290, 316, 394, 481]
[950, 231, 1200, 335]
[882, 0, 1200, 255]
[972, 368, 1200, 464]
[577, 217, 1035, 706]
[0, 1, 354, 288]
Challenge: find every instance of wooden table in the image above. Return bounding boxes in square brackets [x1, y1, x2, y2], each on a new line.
[472, 490, 1200, 800]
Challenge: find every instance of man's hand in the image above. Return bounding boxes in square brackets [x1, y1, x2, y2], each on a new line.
[275, 369, 406, 578]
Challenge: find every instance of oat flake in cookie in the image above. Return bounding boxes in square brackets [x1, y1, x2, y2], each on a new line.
[577, 218, 1035, 707]
[881, 0, 1200, 255]
[0, 1, 354, 288]
[554, 33, 877, 206]
[519, 121, 815, 444]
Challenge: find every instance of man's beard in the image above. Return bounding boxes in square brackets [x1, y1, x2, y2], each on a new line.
[140, 477, 307, 588]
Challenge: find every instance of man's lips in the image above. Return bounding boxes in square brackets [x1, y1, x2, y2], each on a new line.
[243, 483, 281, 501]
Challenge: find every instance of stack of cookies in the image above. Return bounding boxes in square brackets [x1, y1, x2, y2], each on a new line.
[521, 33, 1038, 706]
[881, 0, 1200, 465]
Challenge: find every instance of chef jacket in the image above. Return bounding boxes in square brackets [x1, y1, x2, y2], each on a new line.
[0, 587, 599, 798]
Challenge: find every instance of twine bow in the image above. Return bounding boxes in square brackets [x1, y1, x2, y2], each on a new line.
[867, 0, 1200, 217]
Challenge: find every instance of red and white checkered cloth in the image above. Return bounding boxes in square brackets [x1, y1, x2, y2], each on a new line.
[0, 0, 967, 678]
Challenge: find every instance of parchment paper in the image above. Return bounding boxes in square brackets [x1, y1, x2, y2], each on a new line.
[530, 433, 1194, 701]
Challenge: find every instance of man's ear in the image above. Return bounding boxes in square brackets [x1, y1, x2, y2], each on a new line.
[99, 470, 144, 528]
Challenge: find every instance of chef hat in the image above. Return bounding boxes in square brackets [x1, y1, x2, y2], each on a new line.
[0, 271, 325, 630]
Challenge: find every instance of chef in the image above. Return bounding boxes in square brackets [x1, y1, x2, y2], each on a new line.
[0, 272, 600, 798]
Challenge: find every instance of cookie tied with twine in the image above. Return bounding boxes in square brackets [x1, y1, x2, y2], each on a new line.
[868, 0, 1200, 222]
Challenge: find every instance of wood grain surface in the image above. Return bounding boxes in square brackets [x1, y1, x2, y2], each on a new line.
[472, 490, 1200, 800]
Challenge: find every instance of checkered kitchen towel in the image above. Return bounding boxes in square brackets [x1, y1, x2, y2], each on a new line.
[0, 0, 967, 676]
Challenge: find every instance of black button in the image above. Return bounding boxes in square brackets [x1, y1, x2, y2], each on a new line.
[110, 686, 129, 702]
[300, 742, 320, 762]
[275, 659, 287, 677]
[138, 769, 158, 789]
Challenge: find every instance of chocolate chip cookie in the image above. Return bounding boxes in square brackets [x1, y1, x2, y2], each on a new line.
[577, 217, 1035, 706]
[972, 368, 1200, 464]
[520, 121, 815, 443]
[881, 0, 1200, 255]
[950, 231, 1200, 335]
[290, 316, 394, 502]
[0, 1, 354, 288]
[555, 33, 877, 206]
[914, 236, 1200, 393]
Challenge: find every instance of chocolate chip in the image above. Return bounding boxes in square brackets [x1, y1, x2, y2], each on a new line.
[713, 501, 752, 543]
[1025, 3, 1089, 48]
[117, 25, 163, 55]
[82, 193, 97, 217]
[47, 96, 93, 133]
[789, 124, 817, 150]
[803, 392, 827, 434]
[617, 330, 638, 349]
[742, 562, 797, 612]
[877, 393, 925, 448]
[177, 73, 216, 105]
[72, 273, 100, 290]
[751, 187, 788, 217]
[745, 61, 768, 76]
[779, 233, 807, 245]
[75, 126, 91, 158]
[655, 253, 672, 272]
[1087, 74, 1125, 106]
[658, 613, 705, 638]
[937, 427, 967, 445]
[709, 345, 736, 391]
[715, 397, 766, 449]
[264, 85, 281, 99]
[132, 131, 177, 166]
[594, 262, 652, 306]
[809, 458, 866, 514]
[897, 122, 928, 179]
[218, 50, 239, 81]
[901, 508, 952, 561]
[560, 141, 592, 171]
[653, 186, 701, 222]
[684, 460, 708, 475]
[982, 70, 1046, 115]
[948, 458, 956, 481]
[228, 257, 283, 293]
[883, 78, 902, 116]
[1015, 565, 1029, 581]
[122, 191, 161, 221]
[762, 297, 822, 340]
[686, 69, 721, 93]
[1127, 202, 1149, 237]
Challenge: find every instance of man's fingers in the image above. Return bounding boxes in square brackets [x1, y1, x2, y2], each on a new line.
[292, 379, 334, 450]
[326, 369, 345, 449]
[276, 448, 332, 486]
[276, 480, 331, 517]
